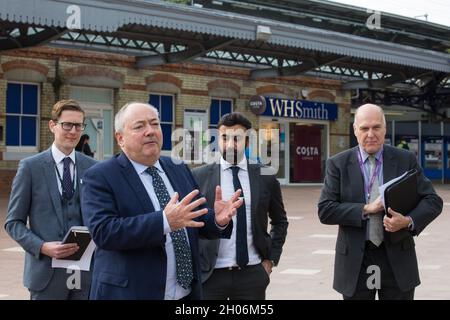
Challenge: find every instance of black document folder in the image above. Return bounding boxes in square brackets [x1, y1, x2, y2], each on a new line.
[384, 169, 420, 243]
[60, 226, 91, 261]
[384, 169, 420, 215]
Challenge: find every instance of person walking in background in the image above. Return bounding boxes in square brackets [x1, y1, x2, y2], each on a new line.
[76, 134, 94, 157]
[396, 139, 410, 150]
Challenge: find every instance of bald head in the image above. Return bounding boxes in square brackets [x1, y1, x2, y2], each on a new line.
[353, 104, 386, 155]
[354, 104, 386, 127]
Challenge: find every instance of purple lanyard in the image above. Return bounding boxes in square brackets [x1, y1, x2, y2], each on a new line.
[357, 149, 383, 203]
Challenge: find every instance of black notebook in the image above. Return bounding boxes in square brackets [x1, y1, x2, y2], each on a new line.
[384, 169, 420, 243]
[60, 226, 92, 261]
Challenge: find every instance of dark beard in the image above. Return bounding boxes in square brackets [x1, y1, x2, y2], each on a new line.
[222, 148, 244, 165]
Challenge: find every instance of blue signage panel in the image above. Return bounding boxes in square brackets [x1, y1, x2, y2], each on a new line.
[260, 97, 338, 121]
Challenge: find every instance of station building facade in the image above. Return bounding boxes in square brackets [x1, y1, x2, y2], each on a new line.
[0, 46, 351, 192]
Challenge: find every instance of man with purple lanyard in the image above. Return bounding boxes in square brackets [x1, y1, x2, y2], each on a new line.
[318, 103, 442, 300]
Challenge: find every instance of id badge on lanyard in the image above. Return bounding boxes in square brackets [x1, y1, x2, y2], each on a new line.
[357, 149, 382, 203]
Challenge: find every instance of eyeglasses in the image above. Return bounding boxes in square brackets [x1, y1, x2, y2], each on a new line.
[56, 122, 86, 131]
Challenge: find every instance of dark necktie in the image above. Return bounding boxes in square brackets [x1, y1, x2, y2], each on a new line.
[230, 166, 249, 268]
[62, 157, 74, 200]
[146, 166, 193, 289]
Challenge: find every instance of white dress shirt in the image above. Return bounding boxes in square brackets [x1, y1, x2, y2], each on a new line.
[129, 159, 190, 300]
[51, 143, 77, 195]
[215, 156, 261, 268]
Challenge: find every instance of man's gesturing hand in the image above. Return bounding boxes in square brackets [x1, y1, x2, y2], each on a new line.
[164, 190, 208, 231]
[214, 186, 244, 227]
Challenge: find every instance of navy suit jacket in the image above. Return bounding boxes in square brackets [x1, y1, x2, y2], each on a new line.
[81, 153, 232, 300]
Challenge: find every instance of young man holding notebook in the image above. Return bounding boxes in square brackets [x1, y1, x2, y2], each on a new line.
[5, 100, 96, 300]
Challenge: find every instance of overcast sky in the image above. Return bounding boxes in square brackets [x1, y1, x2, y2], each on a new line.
[328, 0, 450, 27]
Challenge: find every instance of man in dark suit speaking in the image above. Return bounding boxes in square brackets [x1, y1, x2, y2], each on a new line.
[81, 102, 243, 300]
[193, 112, 288, 300]
[318, 103, 442, 300]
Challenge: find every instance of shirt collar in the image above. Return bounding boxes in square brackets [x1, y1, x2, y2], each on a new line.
[220, 155, 248, 172]
[358, 145, 384, 163]
[129, 158, 164, 175]
[52, 143, 76, 165]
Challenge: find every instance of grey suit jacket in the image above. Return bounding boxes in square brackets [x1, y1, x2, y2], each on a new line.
[4, 148, 96, 291]
[192, 162, 288, 283]
[318, 144, 443, 296]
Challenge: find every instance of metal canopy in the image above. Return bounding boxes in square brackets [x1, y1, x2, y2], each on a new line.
[196, 0, 450, 53]
[0, 0, 449, 112]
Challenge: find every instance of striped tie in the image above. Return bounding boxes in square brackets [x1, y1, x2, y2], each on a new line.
[368, 155, 383, 246]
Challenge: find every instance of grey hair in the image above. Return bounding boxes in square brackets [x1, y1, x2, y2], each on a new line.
[114, 102, 159, 133]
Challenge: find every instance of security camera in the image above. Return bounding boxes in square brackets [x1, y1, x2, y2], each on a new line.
[256, 25, 272, 41]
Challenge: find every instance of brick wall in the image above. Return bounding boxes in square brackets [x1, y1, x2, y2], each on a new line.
[0, 168, 17, 198]
[0, 45, 351, 194]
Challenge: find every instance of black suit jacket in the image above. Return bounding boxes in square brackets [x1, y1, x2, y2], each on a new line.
[192, 162, 288, 282]
[318, 145, 442, 296]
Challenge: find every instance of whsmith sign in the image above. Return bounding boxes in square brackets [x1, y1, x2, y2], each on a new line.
[249, 96, 338, 121]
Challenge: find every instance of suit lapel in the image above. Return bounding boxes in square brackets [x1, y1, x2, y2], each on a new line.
[207, 164, 220, 207]
[75, 154, 89, 192]
[42, 149, 64, 229]
[248, 163, 260, 232]
[348, 147, 365, 202]
[209, 163, 221, 251]
[159, 157, 183, 197]
[75, 154, 88, 180]
[383, 146, 397, 182]
[117, 153, 155, 213]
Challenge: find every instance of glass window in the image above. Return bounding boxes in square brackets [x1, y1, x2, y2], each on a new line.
[149, 94, 174, 151]
[23, 84, 38, 114]
[6, 116, 20, 146]
[161, 95, 173, 122]
[209, 98, 233, 128]
[6, 82, 39, 147]
[6, 83, 21, 114]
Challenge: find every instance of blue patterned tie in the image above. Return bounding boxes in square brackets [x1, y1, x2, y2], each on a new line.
[62, 157, 74, 200]
[146, 166, 193, 289]
[230, 166, 248, 268]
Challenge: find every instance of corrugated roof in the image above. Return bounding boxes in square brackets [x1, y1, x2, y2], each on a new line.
[1, 0, 449, 72]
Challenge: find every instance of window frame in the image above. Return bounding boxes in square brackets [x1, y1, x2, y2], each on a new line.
[149, 93, 175, 153]
[209, 97, 233, 128]
[5, 81, 40, 152]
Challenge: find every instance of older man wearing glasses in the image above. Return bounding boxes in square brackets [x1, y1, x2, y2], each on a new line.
[5, 99, 97, 300]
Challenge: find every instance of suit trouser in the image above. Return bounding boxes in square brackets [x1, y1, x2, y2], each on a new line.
[29, 268, 91, 300]
[343, 241, 415, 300]
[203, 263, 270, 300]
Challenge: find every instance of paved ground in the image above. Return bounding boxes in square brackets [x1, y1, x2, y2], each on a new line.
[1, 184, 449, 300]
